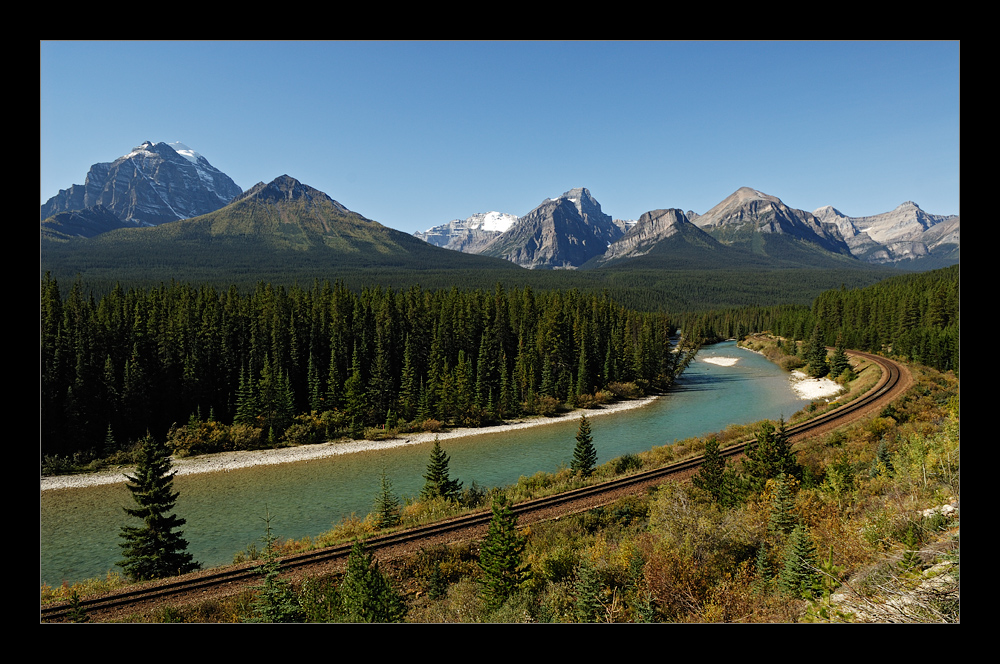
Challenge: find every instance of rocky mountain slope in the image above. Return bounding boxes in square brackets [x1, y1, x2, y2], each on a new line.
[813, 201, 960, 267]
[596, 208, 716, 264]
[417, 185, 959, 271]
[40, 141, 243, 230]
[41, 142, 958, 271]
[475, 188, 625, 269]
[690, 187, 852, 257]
[40, 205, 132, 242]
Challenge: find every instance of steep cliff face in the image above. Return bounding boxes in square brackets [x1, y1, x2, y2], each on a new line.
[814, 202, 960, 265]
[479, 188, 623, 269]
[600, 208, 691, 261]
[40, 141, 243, 227]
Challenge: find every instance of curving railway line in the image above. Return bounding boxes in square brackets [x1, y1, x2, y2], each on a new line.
[41, 350, 910, 622]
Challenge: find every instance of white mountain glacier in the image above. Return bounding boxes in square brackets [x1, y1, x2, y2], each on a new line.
[414, 211, 519, 253]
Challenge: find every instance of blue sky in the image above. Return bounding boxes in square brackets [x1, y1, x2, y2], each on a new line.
[40, 41, 960, 234]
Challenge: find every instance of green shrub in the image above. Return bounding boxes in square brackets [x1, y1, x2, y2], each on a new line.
[613, 453, 643, 475]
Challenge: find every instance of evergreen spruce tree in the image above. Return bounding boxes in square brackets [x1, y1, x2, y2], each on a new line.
[805, 325, 830, 378]
[574, 560, 602, 622]
[101, 423, 119, 458]
[478, 495, 529, 612]
[339, 539, 406, 623]
[427, 560, 447, 601]
[869, 438, 894, 478]
[767, 473, 798, 537]
[778, 522, 822, 599]
[67, 590, 89, 623]
[828, 334, 851, 379]
[344, 343, 367, 428]
[373, 468, 401, 529]
[234, 364, 258, 426]
[752, 544, 774, 596]
[571, 414, 598, 478]
[744, 419, 801, 496]
[307, 352, 324, 413]
[118, 433, 199, 582]
[244, 511, 302, 623]
[692, 436, 726, 503]
[420, 437, 463, 501]
[398, 334, 418, 423]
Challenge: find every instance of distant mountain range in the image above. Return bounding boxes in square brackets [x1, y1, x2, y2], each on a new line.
[418, 186, 959, 271]
[40, 170, 522, 285]
[813, 201, 960, 268]
[41, 142, 959, 281]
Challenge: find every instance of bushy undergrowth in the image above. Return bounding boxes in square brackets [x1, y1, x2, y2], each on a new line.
[399, 361, 959, 623]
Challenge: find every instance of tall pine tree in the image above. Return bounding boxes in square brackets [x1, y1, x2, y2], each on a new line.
[692, 437, 728, 504]
[373, 468, 401, 529]
[478, 495, 529, 612]
[571, 414, 598, 477]
[118, 433, 199, 582]
[420, 437, 463, 501]
[339, 539, 406, 623]
[778, 522, 821, 599]
[743, 419, 801, 496]
[243, 510, 302, 623]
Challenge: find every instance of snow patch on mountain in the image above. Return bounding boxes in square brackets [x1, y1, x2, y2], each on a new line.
[167, 142, 202, 164]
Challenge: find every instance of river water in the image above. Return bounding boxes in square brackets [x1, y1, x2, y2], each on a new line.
[40, 341, 813, 587]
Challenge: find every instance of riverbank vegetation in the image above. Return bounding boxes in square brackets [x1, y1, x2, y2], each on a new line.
[45, 353, 958, 623]
[41, 275, 698, 473]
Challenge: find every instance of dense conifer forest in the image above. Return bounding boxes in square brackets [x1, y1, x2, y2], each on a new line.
[40, 274, 696, 463]
[676, 265, 959, 374]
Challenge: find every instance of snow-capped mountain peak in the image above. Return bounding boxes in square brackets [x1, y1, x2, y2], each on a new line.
[40, 141, 243, 226]
[414, 210, 518, 253]
[468, 211, 518, 233]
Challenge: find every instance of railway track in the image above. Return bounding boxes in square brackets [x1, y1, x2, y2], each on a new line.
[41, 349, 909, 622]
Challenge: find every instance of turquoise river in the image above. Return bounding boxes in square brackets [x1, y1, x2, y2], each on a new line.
[40, 341, 822, 587]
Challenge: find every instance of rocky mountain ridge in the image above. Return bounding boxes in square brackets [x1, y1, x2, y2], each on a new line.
[414, 211, 519, 253]
[689, 187, 852, 256]
[596, 208, 716, 265]
[41, 173, 524, 281]
[420, 186, 959, 270]
[813, 201, 960, 266]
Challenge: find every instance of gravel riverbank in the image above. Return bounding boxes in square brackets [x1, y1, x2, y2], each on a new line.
[40, 396, 660, 492]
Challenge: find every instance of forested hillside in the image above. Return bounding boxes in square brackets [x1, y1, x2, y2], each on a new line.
[40, 275, 695, 462]
[677, 265, 959, 374]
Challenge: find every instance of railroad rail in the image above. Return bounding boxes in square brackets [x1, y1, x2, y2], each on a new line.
[41, 349, 908, 622]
